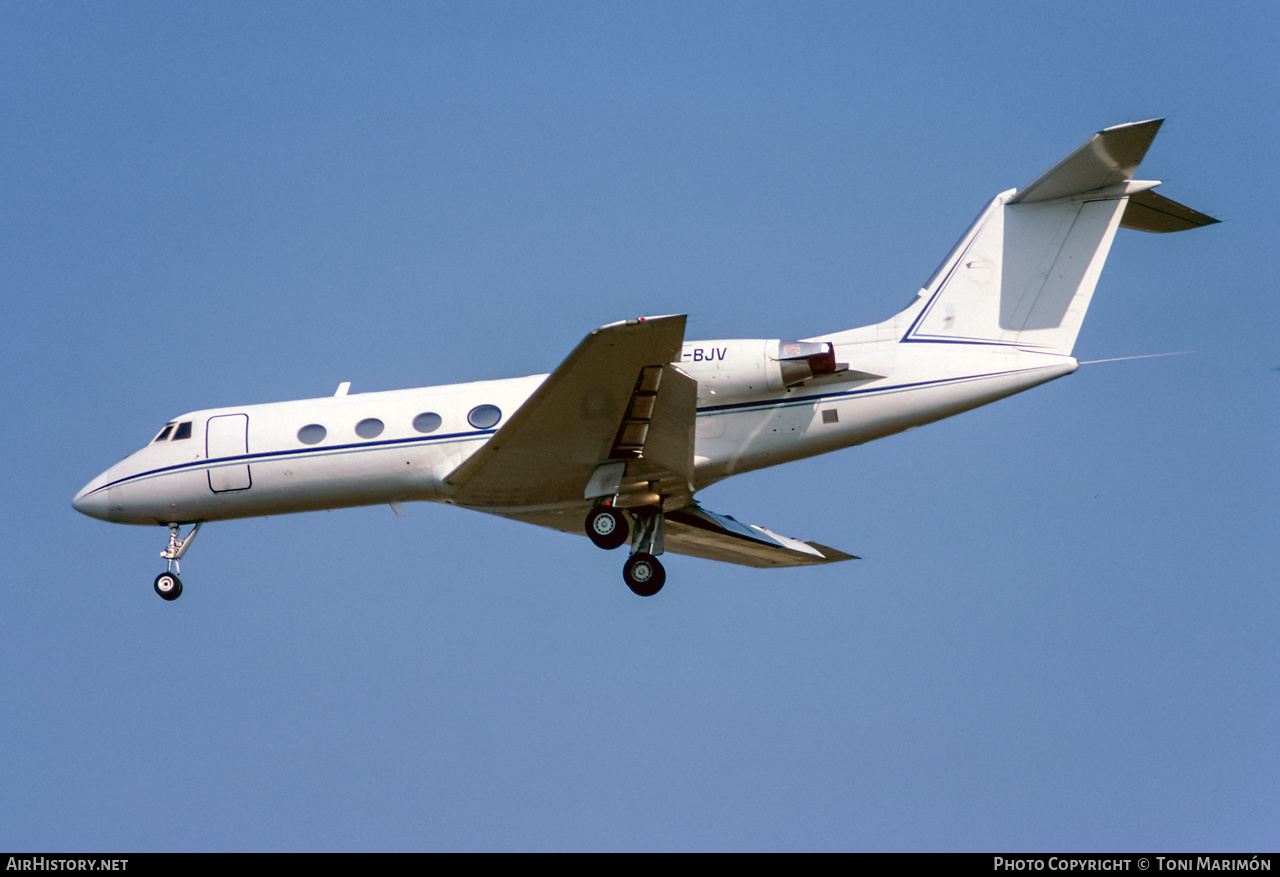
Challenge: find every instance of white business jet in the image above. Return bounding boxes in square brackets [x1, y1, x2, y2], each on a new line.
[73, 119, 1216, 600]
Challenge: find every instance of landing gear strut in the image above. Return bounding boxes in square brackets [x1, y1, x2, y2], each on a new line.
[155, 522, 201, 601]
[623, 508, 666, 597]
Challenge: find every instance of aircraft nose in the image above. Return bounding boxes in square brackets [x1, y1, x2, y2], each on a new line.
[72, 484, 110, 521]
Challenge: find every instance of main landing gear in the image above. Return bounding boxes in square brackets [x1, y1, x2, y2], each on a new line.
[584, 504, 666, 597]
[155, 522, 201, 601]
[623, 552, 665, 597]
[585, 505, 629, 550]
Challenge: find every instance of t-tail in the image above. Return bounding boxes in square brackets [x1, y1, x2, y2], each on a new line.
[896, 119, 1217, 356]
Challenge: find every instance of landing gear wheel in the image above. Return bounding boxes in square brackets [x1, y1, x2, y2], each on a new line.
[585, 506, 629, 550]
[154, 572, 183, 601]
[623, 553, 665, 597]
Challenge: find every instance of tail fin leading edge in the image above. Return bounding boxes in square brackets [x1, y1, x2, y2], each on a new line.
[903, 119, 1217, 356]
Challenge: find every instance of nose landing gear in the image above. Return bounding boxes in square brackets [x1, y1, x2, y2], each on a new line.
[155, 522, 201, 601]
[154, 571, 182, 601]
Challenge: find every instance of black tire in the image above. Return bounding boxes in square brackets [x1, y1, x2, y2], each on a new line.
[623, 553, 665, 597]
[154, 572, 183, 601]
[585, 506, 629, 550]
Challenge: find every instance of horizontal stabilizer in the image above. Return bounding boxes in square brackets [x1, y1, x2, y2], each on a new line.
[663, 503, 857, 568]
[1121, 189, 1220, 233]
[1010, 119, 1163, 204]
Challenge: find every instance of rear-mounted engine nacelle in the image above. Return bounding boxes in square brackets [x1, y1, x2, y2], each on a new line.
[774, 340, 839, 387]
[678, 338, 844, 401]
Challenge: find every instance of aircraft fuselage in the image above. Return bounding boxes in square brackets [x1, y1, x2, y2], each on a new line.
[73, 335, 1075, 527]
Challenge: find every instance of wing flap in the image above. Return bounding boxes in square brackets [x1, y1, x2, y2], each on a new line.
[610, 365, 698, 510]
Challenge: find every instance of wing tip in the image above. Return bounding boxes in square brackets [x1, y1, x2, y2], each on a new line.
[805, 541, 860, 563]
[1101, 117, 1164, 134]
[597, 314, 687, 333]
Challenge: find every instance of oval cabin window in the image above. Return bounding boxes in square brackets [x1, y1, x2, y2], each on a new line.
[355, 418, 384, 439]
[297, 424, 327, 445]
[413, 412, 442, 434]
[468, 405, 501, 429]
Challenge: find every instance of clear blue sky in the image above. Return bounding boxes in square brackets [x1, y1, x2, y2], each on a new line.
[2, 1, 1276, 851]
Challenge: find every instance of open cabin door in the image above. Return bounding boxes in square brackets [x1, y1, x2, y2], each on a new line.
[206, 414, 252, 493]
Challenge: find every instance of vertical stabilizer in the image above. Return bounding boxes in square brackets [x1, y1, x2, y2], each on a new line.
[899, 120, 1216, 356]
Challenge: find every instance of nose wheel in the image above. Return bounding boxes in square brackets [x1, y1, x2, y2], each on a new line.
[154, 572, 183, 601]
[154, 522, 202, 601]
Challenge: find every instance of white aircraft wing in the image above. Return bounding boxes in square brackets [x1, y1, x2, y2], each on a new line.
[663, 503, 858, 568]
[499, 502, 857, 569]
[443, 315, 688, 507]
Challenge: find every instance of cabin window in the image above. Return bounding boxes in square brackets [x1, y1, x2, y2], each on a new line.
[413, 412, 442, 434]
[355, 418, 384, 439]
[172, 422, 193, 441]
[153, 424, 175, 442]
[298, 424, 327, 445]
[468, 404, 502, 429]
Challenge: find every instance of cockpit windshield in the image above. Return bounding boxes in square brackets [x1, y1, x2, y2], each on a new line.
[152, 421, 192, 442]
